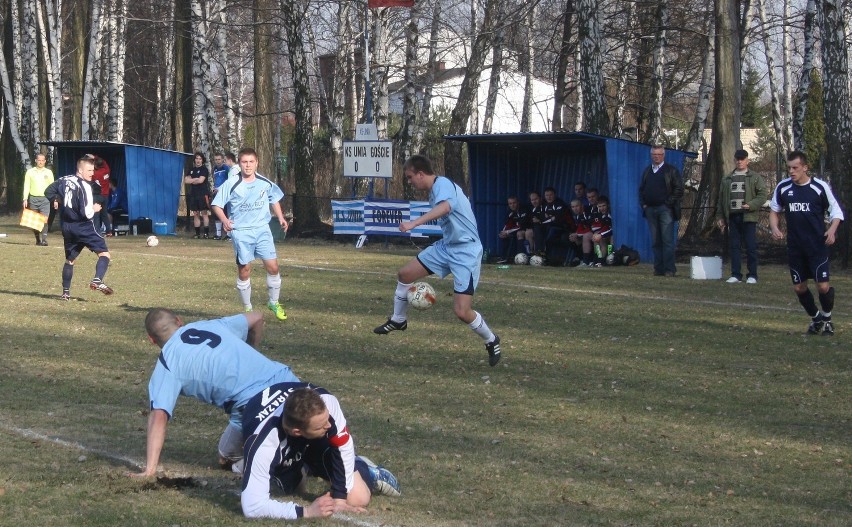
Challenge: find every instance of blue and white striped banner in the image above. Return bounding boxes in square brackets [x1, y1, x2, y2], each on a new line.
[331, 200, 365, 234]
[365, 200, 410, 235]
[410, 201, 442, 237]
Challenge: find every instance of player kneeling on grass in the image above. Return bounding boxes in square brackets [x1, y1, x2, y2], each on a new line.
[241, 384, 400, 520]
[372, 154, 502, 366]
[131, 308, 300, 478]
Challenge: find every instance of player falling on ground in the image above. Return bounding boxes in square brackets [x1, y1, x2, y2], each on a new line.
[769, 150, 844, 336]
[211, 147, 289, 320]
[373, 154, 502, 366]
[44, 155, 114, 300]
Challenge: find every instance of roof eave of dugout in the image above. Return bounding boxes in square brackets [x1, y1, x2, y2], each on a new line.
[445, 131, 697, 263]
[39, 141, 193, 235]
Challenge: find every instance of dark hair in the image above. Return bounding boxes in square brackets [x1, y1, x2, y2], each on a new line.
[587, 187, 599, 195]
[402, 154, 434, 175]
[225, 151, 237, 163]
[282, 388, 327, 432]
[597, 195, 610, 206]
[574, 182, 586, 189]
[787, 150, 808, 165]
[529, 191, 541, 198]
[543, 186, 556, 194]
[194, 151, 206, 164]
[238, 147, 258, 161]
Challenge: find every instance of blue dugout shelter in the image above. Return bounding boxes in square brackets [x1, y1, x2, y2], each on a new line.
[446, 132, 697, 263]
[39, 141, 192, 234]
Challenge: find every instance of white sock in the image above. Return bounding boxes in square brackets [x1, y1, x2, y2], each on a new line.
[392, 281, 412, 322]
[215, 221, 222, 237]
[237, 278, 252, 309]
[267, 273, 281, 304]
[469, 311, 495, 342]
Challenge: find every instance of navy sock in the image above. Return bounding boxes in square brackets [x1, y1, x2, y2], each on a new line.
[94, 256, 110, 281]
[818, 287, 835, 316]
[796, 289, 819, 318]
[62, 263, 74, 290]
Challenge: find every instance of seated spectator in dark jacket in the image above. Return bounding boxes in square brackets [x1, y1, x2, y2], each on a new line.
[574, 182, 591, 209]
[496, 196, 531, 263]
[533, 187, 568, 256]
[568, 199, 593, 266]
[586, 187, 601, 214]
[589, 195, 613, 267]
[527, 191, 544, 254]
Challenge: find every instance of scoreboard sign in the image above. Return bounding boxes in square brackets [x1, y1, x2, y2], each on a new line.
[343, 140, 393, 178]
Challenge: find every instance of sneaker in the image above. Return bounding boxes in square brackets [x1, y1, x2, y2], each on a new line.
[807, 315, 826, 335]
[60, 292, 71, 301]
[486, 335, 501, 366]
[203, 233, 209, 239]
[213, 235, 222, 240]
[496, 258, 508, 264]
[89, 280, 114, 295]
[746, 277, 757, 284]
[224, 235, 231, 241]
[267, 301, 287, 321]
[193, 234, 200, 239]
[726, 276, 741, 283]
[822, 320, 834, 336]
[373, 318, 407, 334]
[358, 456, 401, 497]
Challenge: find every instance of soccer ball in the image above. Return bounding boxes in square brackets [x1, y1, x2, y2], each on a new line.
[146, 235, 159, 247]
[606, 252, 616, 265]
[514, 253, 529, 265]
[529, 255, 545, 266]
[407, 282, 436, 310]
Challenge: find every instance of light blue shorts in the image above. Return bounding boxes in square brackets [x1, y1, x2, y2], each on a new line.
[231, 226, 277, 265]
[417, 240, 482, 294]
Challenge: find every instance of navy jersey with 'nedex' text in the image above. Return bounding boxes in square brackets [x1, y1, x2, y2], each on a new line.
[770, 177, 844, 254]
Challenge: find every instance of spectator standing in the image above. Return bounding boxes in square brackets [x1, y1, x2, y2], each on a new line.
[91, 156, 112, 234]
[185, 152, 211, 239]
[769, 150, 844, 336]
[106, 179, 127, 235]
[22, 153, 54, 246]
[716, 149, 767, 284]
[639, 145, 683, 276]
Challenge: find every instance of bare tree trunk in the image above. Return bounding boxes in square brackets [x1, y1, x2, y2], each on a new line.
[281, 0, 323, 232]
[520, 3, 535, 132]
[820, 0, 852, 266]
[482, 4, 503, 135]
[573, 44, 583, 131]
[792, 0, 817, 151]
[253, 0, 275, 177]
[157, 0, 176, 148]
[444, 0, 498, 186]
[212, 0, 237, 150]
[330, 0, 350, 155]
[685, 13, 714, 155]
[685, 0, 740, 240]
[36, 0, 63, 143]
[174, 0, 194, 153]
[552, 1, 574, 131]
[577, 0, 608, 135]
[106, 0, 128, 141]
[468, 0, 479, 134]
[0, 29, 31, 167]
[68, 0, 88, 140]
[756, 0, 785, 157]
[413, 0, 441, 153]
[644, 0, 668, 144]
[371, 8, 389, 138]
[20, 0, 40, 150]
[82, 0, 104, 140]
[398, 2, 420, 165]
[781, 0, 793, 150]
[612, 0, 636, 137]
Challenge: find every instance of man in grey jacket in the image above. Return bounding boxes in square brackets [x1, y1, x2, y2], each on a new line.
[716, 149, 767, 284]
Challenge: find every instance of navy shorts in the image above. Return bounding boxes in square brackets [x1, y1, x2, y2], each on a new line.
[788, 246, 831, 284]
[63, 221, 108, 260]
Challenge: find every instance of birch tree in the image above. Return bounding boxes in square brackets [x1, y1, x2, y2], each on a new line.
[755, 0, 786, 159]
[20, 0, 40, 149]
[612, 0, 636, 137]
[253, 0, 275, 177]
[106, 0, 129, 141]
[398, 2, 421, 165]
[577, 0, 607, 135]
[212, 0, 238, 149]
[781, 0, 793, 150]
[370, 8, 390, 138]
[820, 0, 852, 266]
[644, 0, 668, 143]
[36, 0, 63, 144]
[552, 0, 574, 132]
[482, 2, 503, 134]
[190, 0, 220, 158]
[329, 0, 350, 155]
[82, 0, 105, 139]
[792, 0, 817, 151]
[412, 0, 441, 154]
[520, 3, 535, 133]
[685, 16, 714, 155]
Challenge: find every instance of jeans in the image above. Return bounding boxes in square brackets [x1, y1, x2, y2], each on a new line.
[644, 205, 676, 275]
[728, 213, 757, 279]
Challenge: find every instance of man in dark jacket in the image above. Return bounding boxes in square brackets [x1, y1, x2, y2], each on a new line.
[639, 145, 683, 276]
[716, 149, 767, 284]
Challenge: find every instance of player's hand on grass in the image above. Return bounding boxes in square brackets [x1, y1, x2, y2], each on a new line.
[303, 493, 336, 518]
[333, 497, 366, 514]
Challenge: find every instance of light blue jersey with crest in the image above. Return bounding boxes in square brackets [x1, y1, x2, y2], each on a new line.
[431, 176, 480, 245]
[148, 315, 299, 425]
[211, 173, 284, 231]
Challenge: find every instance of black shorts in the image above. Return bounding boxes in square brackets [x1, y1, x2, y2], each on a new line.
[187, 194, 209, 212]
[787, 246, 831, 284]
[62, 221, 108, 260]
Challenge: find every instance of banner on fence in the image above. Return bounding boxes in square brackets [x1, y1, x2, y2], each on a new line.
[331, 200, 441, 237]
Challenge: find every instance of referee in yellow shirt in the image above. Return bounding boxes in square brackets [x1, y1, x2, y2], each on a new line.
[22, 153, 55, 246]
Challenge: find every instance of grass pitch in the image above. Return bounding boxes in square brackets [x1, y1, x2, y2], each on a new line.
[0, 217, 849, 526]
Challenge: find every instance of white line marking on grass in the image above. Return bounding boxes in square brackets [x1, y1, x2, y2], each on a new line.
[0, 420, 394, 527]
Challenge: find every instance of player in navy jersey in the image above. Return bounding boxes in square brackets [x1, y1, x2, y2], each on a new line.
[44, 155, 113, 299]
[240, 384, 399, 519]
[211, 147, 289, 320]
[589, 195, 613, 266]
[373, 155, 502, 366]
[496, 196, 530, 263]
[769, 151, 844, 336]
[131, 308, 300, 478]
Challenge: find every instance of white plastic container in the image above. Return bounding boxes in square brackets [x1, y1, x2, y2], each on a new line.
[691, 256, 722, 280]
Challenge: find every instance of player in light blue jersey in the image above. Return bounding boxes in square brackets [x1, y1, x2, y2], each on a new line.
[211, 147, 290, 320]
[770, 150, 844, 336]
[131, 308, 299, 478]
[373, 155, 502, 366]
